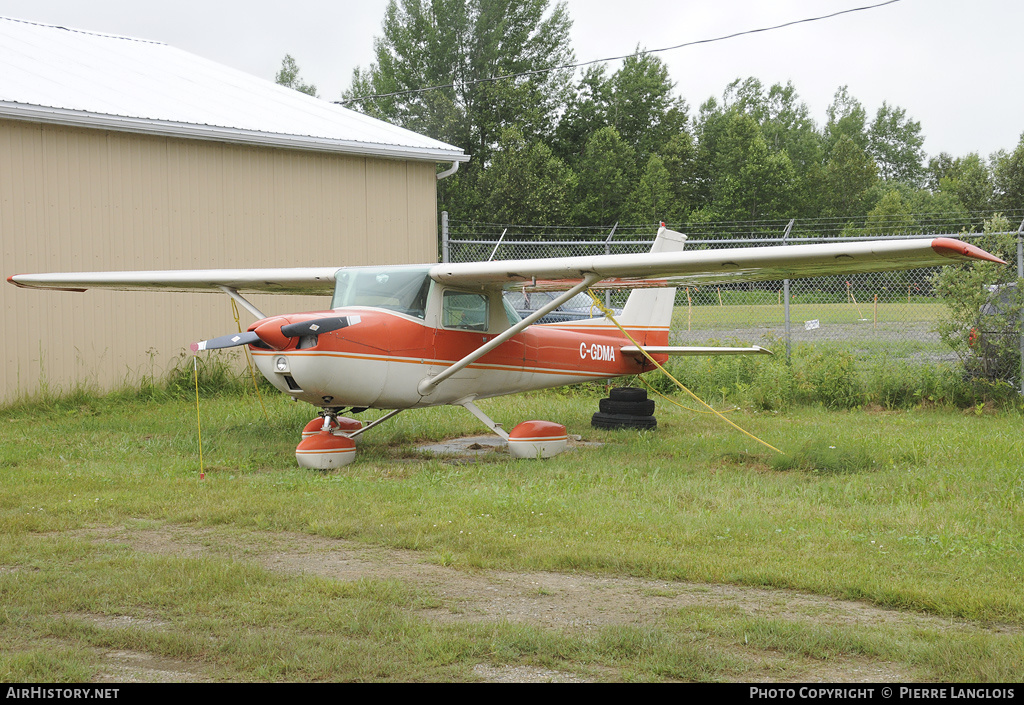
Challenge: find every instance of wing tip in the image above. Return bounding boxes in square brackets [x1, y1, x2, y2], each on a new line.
[7, 275, 87, 292]
[931, 238, 1007, 264]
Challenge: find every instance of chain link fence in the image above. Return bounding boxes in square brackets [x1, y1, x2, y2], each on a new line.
[442, 211, 1024, 369]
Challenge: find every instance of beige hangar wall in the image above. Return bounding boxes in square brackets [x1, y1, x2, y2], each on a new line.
[0, 118, 440, 401]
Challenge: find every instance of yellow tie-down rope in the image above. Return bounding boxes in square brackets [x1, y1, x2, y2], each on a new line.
[193, 356, 205, 479]
[230, 299, 270, 422]
[635, 369, 735, 416]
[586, 289, 786, 456]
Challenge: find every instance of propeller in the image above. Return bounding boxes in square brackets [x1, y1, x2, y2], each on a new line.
[191, 331, 261, 352]
[191, 315, 356, 352]
[280, 316, 353, 338]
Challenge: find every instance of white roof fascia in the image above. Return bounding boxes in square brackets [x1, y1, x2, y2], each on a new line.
[0, 102, 469, 162]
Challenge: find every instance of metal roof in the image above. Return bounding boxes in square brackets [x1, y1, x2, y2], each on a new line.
[0, 16, 468, 163]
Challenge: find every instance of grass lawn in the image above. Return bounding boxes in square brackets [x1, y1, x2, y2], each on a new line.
[1, 386, 1022, 682]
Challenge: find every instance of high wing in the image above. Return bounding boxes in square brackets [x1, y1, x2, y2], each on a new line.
[7, 267, 339, 294]
[429, 237, 1004, 290]
[7, 236, 1003, 295]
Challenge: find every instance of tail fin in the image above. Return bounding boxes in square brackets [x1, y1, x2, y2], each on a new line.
[617, 225, 686, 329]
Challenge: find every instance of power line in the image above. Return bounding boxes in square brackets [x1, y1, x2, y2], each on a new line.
[339, 0, 904, 106]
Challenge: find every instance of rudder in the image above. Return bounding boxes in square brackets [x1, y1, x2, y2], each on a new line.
[617, 225, 686, 330]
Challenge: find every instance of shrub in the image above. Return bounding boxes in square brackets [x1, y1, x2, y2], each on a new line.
[932, 214, 1022, 385]
[793, 347, 862, 409]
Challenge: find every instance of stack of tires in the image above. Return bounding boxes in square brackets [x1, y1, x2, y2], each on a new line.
[591, 387, 657, 430]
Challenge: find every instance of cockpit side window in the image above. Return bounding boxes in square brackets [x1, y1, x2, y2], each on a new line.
[332, 266, 432, 319]
[443, 291, 489, 331]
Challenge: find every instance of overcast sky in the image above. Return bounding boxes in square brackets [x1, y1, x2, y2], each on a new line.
[1, 0, 1021, 160]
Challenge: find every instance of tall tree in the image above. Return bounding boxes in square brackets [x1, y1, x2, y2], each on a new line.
[691, 96, 728, 212]
[477, 127, 576, 225]
[346, 0, 473, 149]
[761, 82, 821, 167]
[820, 135, 878, 220]
[551, 64, 612, 163]
[573, 126, 636, 226]
[275, 54, 318, 97]
[824, 85, 868, 153]
[345, 0, 574, 165]
[624, 154, 674, 225]
[711, 112, 795, 222]
[928, 152, 993, 216]
[992, 132, 1024, 213]
[553, 52, 688, 160]
[604, 51, 689, 162]
[863, 189, 916, 235]
[867, 102, 926, 185]
[660, 131, 700, 220]
[761, 81, 823, 217]
[717, 78, 821, 170]
[698, 78, 821, 218]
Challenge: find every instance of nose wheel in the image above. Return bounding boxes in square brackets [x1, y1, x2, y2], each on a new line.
[301, 412, 363, 440]
[295, 409, 360, 469]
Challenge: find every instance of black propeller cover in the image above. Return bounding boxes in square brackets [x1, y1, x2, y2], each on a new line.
[190, 331, 261, 352]
[193, 315, 352, 352]
[279, 316, 352, 338]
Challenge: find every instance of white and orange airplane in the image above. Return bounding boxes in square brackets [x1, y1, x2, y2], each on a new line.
[8, 226, 1004, 467]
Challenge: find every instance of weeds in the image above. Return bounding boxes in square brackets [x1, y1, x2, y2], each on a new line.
[649, 339, 1022, 413]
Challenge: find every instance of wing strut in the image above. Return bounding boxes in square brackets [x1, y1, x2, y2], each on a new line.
[217, 285, 266, 320]
[459, 401, 510, 440]
[417, 273, 602, 397]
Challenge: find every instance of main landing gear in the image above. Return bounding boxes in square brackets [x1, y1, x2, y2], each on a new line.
[459, 401, 569, 459]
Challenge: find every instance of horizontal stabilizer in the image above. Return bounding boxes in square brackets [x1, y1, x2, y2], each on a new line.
[621, 345, 773, 357]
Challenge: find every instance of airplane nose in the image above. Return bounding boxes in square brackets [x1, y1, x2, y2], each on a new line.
[193, 315, 355, 352]
[253, 315, 355, 350]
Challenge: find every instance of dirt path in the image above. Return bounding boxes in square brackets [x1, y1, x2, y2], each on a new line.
[66, 525, 1012, 683]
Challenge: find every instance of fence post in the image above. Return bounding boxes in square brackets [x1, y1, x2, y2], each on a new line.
[441, 211, 449, 263]
[1018, 218, 1023, 395]
[783, 219, 795, 363]
[605, 222, 618, 309]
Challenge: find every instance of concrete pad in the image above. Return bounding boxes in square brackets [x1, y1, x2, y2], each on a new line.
[418, 435, 507, 456]
[418, 434, 600, 457]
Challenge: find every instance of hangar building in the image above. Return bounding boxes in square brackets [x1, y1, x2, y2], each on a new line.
[0, 17, 467, 402]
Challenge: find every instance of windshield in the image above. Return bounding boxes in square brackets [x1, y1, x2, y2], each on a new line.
[332, 266, 432, 319]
